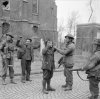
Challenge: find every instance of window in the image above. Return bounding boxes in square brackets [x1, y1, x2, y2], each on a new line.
[2, 22, 10, 34]
[32, 0, 38, 14]
[2, 0, 10, 10]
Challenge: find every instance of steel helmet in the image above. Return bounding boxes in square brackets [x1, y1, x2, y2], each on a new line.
[93, 39, 100, 45]
[65, 34, 74, 39]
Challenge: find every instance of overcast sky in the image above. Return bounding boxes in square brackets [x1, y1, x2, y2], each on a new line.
[55, 0, 90, 26]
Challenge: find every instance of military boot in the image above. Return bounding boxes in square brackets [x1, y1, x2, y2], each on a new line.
[62, 82, 68, 88]
[21, 76, 26, 83]
[26, 75, 32, 82]
[10, 79, 17, 84]
[64, 85, 72, 91]
[2, 79, 6, 85]
[47, 80, 55, 91]
[42, 89, 48, 94]
[26, 79, 32, 82]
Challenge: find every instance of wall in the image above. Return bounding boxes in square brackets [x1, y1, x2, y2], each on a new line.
[39, 0, 57, 30]
[0, 0, 57, 43]
[76, 23, 100, 54]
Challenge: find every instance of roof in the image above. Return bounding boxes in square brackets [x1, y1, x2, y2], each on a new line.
[77, 23, 100, 28]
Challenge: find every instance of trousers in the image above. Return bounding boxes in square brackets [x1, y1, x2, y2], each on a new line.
[2, 58, 14, 79]
[64, 67, 73, 86]
[43, 69, 53, 80]
[89, 77, 100, 99]
[21, 59, 31, 80]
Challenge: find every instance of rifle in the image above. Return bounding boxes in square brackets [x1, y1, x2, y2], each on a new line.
[69, 68, 84, 71]
[58, 57, 63, 68]
[70, 68, 88, 81]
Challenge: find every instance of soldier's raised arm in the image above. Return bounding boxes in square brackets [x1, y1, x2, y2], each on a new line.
[55, 43, 75, 55]
[16, 39, 22, 48]
[42, 47, 48, 55]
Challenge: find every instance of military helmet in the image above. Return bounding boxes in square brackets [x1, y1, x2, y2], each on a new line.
[93, 39, 100, 45]
[65, 34, 74, 39]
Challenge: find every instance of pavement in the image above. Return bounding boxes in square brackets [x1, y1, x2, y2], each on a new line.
[0, 53, 96, 99]
[0, 71, 91, 99]
[0, 71, 99, 99]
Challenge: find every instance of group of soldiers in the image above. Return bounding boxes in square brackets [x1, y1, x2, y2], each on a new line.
[0, 32, 40, 85]
[41, 34, 100, 99]
[0, 32, 100, 99]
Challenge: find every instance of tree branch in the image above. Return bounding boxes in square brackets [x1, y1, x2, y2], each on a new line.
[88, 0, 93, 22]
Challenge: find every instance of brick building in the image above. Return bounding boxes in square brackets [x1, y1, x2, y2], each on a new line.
[76, 23, 100, 54]
[0, 0, 57, 43]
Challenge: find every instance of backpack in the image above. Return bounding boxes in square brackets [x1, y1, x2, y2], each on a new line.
[17, 49, 25, 59]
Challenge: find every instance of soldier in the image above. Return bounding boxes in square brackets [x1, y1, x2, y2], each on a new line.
[55, 34, 75, 91]
[16, 38, 40, 83]
[42, 39, 56, 94]
[0, 33, 16, 85]
[80, 39, 100, 99]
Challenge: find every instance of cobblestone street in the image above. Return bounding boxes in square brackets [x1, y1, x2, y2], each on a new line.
[0, 0, 99, 98]
[0, 71, 99, 99]
[0, 54, 93, 99]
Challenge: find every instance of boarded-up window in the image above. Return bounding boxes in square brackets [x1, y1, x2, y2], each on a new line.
[32, 0, 38, 14]
[2, 22, 10, 34]
[2, 0, 10, 10]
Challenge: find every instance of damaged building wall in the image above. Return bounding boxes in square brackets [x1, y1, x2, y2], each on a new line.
[0, 0, 57, 43]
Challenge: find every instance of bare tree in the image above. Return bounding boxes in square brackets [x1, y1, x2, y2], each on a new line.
[88, 0, 93, 22]
[67, 11, 79, 36]
[58, 21, 65, 48]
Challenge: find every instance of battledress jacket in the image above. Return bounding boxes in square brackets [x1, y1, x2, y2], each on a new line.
[16, 40, 40, 61]
[83, 51, 100, 79]
[57, 42, 75, 68]
[0, 40, 15, 59]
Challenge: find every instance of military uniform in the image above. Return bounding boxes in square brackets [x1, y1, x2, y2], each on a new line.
[0, 34, 16, 85]
[59, 42, 75, 88]
[56, 34, 75, 91]
[83, 46, 100, 99]
[16, 39, 39, 82]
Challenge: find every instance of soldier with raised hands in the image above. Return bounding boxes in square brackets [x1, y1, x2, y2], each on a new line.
[16, 37, 40, 83]
[42, 39, 56, 94]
